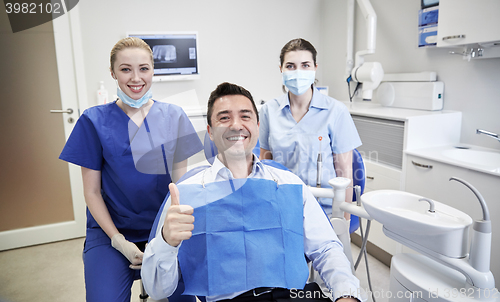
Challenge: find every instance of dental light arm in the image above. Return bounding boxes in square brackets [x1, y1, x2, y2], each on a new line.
[346, 0, 384, 101]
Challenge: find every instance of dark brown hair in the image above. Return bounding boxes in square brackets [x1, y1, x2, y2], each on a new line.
[279, 38, 317, 67]
[207, 82, 258, 127]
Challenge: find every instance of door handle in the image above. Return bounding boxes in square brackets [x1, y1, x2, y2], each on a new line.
[50, 108, 73, 114]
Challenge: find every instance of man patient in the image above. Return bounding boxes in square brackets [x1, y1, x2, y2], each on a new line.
[141, 82, 363, 302]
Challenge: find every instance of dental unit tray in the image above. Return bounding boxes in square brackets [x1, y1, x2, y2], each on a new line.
[359, 177, 496, 294]
[361, 190, 472, 258]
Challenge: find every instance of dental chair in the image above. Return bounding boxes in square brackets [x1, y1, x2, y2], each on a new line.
[143, 134, 365, 301]
[350, 148, 365, 233]
[203, 133, 366, 257]
[201, 133, 365, 262]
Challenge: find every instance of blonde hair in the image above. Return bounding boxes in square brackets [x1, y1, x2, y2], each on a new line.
[109, 37, 153, 72]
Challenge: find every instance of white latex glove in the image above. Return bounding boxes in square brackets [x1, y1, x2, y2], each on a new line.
[111, 233, 143, 270]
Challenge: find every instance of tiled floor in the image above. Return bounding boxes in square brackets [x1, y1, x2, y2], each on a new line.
[0, 237, 390, 302]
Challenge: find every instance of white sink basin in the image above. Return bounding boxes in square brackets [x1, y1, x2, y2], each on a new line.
[442, 148, 500, 172]
[361, 190, 473, 258]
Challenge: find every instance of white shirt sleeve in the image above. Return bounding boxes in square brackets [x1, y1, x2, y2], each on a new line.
[141, 197, 181, 301]
[302, 185, 362, 301]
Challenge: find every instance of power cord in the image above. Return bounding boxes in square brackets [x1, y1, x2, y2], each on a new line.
[347, 76, 361, 102]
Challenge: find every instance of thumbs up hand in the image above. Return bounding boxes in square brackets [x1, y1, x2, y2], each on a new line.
[162, 183, 194, 247]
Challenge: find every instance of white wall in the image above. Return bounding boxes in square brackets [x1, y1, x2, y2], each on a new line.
[76, 0, 500, 149]
[322, 0, 500, 150]
[77, 0, 324, 110]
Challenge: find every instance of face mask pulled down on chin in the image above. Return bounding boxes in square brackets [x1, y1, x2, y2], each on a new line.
[117, 87, 152, 109]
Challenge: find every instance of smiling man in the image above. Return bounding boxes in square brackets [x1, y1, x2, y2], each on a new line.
[141, 82, 363, 302]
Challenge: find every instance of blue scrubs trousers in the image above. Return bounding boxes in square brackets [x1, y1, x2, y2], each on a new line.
[83, 239, 191, 302]
[83, 240, 144, 302]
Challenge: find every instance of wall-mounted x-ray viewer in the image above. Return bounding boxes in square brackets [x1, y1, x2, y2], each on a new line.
[127, 31, 200, 82]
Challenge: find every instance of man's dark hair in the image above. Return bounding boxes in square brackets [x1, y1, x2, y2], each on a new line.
[206, 82, 259, 127]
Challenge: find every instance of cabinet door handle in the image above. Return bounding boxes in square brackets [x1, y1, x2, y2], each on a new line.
[366, 176, 375, 180]
[412, 161, 433, 169]
[442, 34, 466, 41]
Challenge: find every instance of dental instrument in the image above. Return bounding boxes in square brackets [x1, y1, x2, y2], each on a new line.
[317, 136, 323, 188]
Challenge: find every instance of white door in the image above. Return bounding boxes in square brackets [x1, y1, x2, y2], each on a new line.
[0, 9, 86, 250]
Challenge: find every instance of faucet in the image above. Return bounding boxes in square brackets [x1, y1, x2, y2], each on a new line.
[419, 198, 435, 213]
[476, 129, 500, 142]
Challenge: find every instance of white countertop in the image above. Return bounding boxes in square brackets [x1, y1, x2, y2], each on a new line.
[341, 101, 460, 121]
[406, 144, 500, 177]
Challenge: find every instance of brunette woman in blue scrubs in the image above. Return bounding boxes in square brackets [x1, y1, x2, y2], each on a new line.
[59, 37, 203, 301]
[259, 38, 361, 217]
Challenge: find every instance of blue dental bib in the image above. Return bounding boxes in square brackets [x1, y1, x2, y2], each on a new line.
[177, 177, 309, 297]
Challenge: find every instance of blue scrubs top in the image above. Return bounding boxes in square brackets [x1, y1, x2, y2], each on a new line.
[60, 100, 203, 244]
[259, 87, 361, 208]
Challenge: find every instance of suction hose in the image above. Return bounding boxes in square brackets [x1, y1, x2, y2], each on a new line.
[449, 177, 490, 221]
[449, 177, 492, 275]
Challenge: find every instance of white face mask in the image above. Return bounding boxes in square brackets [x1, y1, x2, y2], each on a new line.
[117, 87, 152, 108]
[282, 70, 316, 96]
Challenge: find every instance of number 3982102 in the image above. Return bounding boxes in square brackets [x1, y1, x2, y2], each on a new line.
[5, 2, 62, 14]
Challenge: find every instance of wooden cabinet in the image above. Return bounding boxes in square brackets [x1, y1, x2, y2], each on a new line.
[437, 0, 500, 47]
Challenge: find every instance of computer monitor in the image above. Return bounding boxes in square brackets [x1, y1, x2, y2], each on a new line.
[127, 31, 200, 82]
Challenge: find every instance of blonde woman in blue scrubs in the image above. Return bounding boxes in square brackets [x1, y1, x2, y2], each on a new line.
[60, 37, 203, 301]
[259, 38, 361, 217]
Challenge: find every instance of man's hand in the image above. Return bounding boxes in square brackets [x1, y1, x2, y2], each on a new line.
[162, 183, 194, 247]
